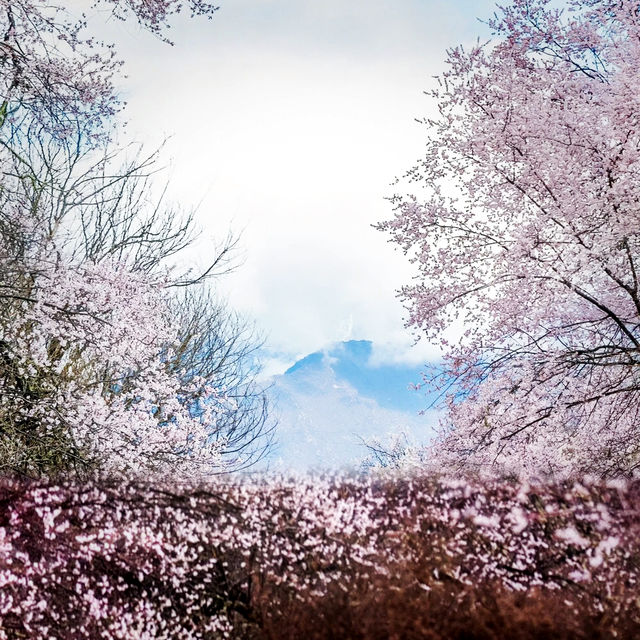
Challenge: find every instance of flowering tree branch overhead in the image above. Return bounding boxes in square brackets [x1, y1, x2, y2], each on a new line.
[98, 0, 219, 34]
[0, 0, 218, 140]
[380, 0, 640, 477]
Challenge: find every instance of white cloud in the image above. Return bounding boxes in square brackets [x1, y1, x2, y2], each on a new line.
[257, 354, 298, 380]
[85, 0, 496, 363]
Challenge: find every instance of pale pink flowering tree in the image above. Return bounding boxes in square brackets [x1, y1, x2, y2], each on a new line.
[0, 248, 228, 476]
[0, 0, 274, 477]
[0, 0, 218, 139]
[0, 135, 273, 477]
[380, 0, 640, 477]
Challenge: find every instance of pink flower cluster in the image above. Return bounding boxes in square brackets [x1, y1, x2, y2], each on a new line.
[0, 473, 638, 638]
[0, 238, 234, 475]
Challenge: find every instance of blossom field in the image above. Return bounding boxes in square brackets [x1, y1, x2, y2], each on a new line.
[0, 473, 638, 638]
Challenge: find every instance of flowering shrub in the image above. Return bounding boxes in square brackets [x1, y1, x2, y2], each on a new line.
[0, 473, 639, 638]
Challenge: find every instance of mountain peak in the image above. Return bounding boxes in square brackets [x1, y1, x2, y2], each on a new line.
[284, 340, 373, 376]
[269, 339, 437, 471]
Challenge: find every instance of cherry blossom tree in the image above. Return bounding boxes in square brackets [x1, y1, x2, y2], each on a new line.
[0, 133, 273, 477]
[0, 0, 275, 477]
[380, 0, 640, 478]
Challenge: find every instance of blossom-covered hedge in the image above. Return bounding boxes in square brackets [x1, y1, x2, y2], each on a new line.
[1, 474, 639, 638]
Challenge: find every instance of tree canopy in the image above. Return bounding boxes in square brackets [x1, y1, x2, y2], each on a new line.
[0, 0, 273, 477]
[381, 0, 640, 477]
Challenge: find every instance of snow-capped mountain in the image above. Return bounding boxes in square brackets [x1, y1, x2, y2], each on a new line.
[266, 340, 439, 472]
